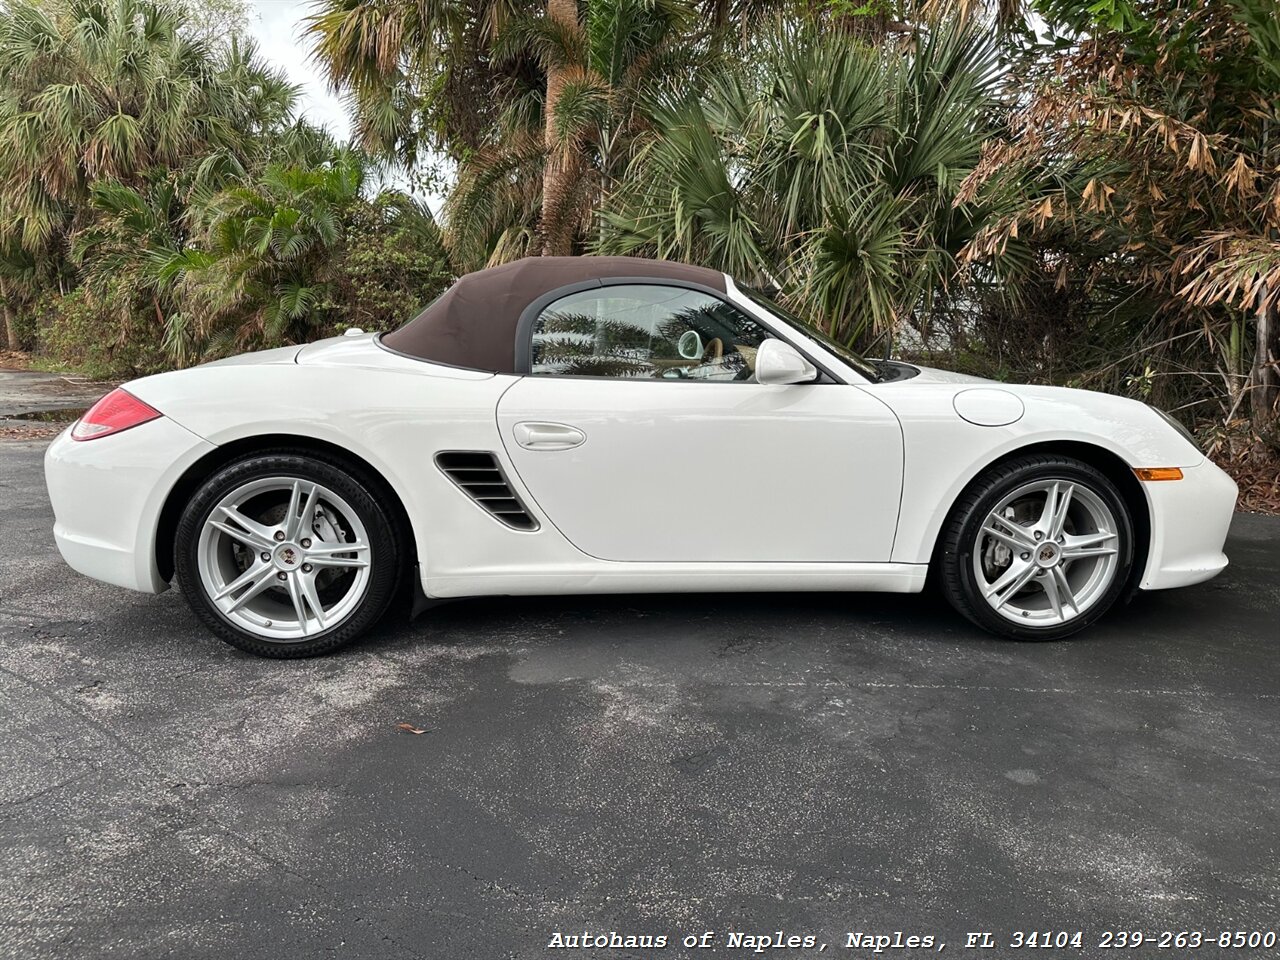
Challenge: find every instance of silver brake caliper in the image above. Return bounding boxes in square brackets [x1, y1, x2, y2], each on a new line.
[983, 506, 1015, 576]
[310, 505, 347, 590]
[312, 504, 342, 543]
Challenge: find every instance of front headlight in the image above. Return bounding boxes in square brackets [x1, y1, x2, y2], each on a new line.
[1154, 407, 1200, 452]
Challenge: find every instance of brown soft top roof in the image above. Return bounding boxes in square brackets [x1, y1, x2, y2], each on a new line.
[380, 255, 726, 374]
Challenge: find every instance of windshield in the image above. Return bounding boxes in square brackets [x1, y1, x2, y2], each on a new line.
[740, 286, 881, 382]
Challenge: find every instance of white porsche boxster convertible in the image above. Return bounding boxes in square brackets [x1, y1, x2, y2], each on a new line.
[45, 256, 1237, 657]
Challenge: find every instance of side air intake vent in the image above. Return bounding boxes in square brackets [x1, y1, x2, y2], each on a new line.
[434, 452, 539, 531]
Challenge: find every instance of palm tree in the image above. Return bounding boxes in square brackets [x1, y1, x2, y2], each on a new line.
[70, 176, 185, 337]
[443, 0, 703, 264]
[161, 148, 448, 363]
[0, 0, 315, 356]
[160, 151, 363, 355]
[305, 0, 787, 266]
[598, 18, 1002, 347]
[304, 0, 526, 165]
[532, 0, 702, 255]
[0, 0, 285, 246]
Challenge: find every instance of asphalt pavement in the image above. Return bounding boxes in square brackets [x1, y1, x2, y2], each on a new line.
[0, 369, 113, 441]
[1, 440, 1278, 960]
[0, 369, 112, 418]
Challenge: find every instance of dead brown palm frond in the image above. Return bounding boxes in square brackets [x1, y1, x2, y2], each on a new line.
[957, 0, 1280, 443]
[919, 0, 1025, 29]
[1176, 232, 1280, 315]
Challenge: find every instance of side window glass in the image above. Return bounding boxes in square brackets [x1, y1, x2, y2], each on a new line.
[530, 284, 771, 381]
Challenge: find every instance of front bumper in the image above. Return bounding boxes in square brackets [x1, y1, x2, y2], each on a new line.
[44, 418, 216, 593]
[1139, 457, 1238, 590]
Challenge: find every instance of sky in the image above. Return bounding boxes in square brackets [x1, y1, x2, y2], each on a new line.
[248, 0, 352, 141]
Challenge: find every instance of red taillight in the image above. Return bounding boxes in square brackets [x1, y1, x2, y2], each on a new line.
[71, 389, 162, 441]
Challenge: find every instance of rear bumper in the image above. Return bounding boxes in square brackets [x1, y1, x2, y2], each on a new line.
[44, 419, 216, 593]
[1139, 457, 1238, 590]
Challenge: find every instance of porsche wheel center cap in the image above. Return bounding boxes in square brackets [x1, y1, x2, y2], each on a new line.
[273, 543, 303, 570]
[1034, 542, 1061, 568]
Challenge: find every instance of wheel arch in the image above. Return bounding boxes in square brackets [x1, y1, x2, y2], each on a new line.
[929, 439, 1151, 594]
[154, 433, 418, 584]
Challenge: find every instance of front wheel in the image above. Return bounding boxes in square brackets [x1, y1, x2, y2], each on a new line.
[938, 455, 1135, 640]
[175, 452, 402, 658]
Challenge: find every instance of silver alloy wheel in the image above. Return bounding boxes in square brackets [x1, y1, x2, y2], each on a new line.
[972, 478, 1120, 627]
[196, 477, 372, 642]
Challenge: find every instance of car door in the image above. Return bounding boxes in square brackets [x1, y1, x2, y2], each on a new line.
[496, 282, 904, 563]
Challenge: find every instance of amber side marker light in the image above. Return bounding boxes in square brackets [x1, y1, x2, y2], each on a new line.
[1133, 467, 1184, 482]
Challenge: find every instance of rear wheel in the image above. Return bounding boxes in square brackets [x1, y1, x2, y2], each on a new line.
[175, 453, 401, 657]
[938, 455, 1135, 640]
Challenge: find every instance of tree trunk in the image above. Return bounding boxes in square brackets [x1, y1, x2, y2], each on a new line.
[540, 0, 578, 257]
[1, 304, 17, 352]
[0, 280, 19, 352]
[1251, 289, 1278, 437]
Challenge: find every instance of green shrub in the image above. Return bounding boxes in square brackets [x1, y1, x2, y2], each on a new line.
[2, 301, 36, 351]
[36, 282, 167, 380]
[322, 202, 453, 335]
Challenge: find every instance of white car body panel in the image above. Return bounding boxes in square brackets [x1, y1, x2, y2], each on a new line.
[118, 352, 577, 592]
[496, 377, 904, 562]
[862, 379, 1217, 588]
[429, 562, 925, 599]
[1138, 459, 1237, 588]
[44, 275, 1237, 609]
[45, 416, 215, 593]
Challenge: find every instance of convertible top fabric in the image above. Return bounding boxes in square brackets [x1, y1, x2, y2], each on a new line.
[380, 256, 727, 373]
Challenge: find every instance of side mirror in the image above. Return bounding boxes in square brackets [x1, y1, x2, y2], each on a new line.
[755, 338, 819, 385]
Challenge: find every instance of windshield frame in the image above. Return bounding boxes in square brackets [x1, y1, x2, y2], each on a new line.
[737, 284, 882, 383]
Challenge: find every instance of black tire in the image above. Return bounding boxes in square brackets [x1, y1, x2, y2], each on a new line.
[938, 454, 1135, 640]
[175, 451, 403, 658]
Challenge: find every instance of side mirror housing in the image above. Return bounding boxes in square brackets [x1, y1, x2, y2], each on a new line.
[755, 338, 819, 385]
